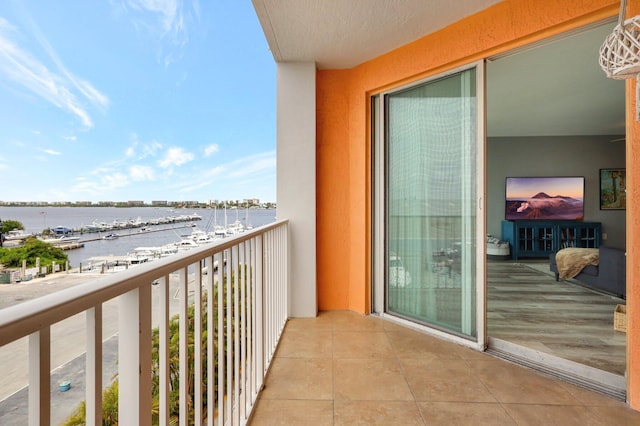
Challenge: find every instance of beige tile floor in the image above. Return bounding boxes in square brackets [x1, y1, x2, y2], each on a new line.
[249, 311, 640, 425]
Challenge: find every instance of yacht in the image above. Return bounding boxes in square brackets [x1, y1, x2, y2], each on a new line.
[4, 230, 32, 241]
[174, 238, 199, 251]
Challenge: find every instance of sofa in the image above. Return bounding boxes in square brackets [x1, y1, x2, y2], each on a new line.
[549, 246, 626, 299]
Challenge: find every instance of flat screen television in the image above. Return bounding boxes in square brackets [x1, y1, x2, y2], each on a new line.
[505, 176, 584, 221]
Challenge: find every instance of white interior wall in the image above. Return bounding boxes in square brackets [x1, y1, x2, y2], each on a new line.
[276, 62, 317, 318]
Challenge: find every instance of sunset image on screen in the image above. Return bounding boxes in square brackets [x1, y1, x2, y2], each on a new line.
[505, 177, 584, 220]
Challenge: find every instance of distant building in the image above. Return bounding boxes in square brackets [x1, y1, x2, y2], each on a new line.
[127, 201, 145, 206]
[152, 200, 168, 206]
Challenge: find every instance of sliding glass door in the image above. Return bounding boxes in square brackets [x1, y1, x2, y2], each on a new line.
[374, 64, 485, 343]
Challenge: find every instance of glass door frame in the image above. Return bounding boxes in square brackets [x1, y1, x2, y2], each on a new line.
[372, 60, 486, 351]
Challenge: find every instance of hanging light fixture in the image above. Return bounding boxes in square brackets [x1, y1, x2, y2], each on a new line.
[599, 0, 640, 79]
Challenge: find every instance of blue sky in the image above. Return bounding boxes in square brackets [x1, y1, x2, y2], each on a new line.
[0, 1, 276, 203]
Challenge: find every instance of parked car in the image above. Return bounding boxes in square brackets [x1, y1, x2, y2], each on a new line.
[389, 253, 412, 288]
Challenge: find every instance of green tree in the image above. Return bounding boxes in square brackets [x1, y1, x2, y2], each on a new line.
[64, 380, 119, 425]
[1, 219, 24, 233]
[0, 237, 68, 268]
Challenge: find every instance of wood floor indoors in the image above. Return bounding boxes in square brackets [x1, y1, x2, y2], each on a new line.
[487, 260, 626, 376]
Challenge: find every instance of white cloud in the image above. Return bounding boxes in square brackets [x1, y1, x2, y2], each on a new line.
[158, 146, 194, 168]
[88, 166, 115, 176]
[101, 172, 130, 190]
[204, 144, 219, 157]
[125, 137, 163, 159]
[226, 152, 276, 179]
[63, 135, 77, 142]
[0, 17, 109, 128]
[173, 151, 276, 194]
[129, 0, 179, 33]
[71, 171, 130, 196]
[116, 0, 200, 66]
[42, 148, 61, 155]
[129, 165, 155, 181]
[143, 140, 163, 157]
[30, 21, 109, 111]
[74, 172, 130, 194]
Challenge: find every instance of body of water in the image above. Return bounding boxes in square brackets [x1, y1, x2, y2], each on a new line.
[0, 206, 277, 267]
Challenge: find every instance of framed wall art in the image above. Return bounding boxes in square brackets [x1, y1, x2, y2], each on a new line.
[600, 168, 626, 210]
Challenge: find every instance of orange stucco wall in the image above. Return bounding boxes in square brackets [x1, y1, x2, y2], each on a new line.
[315, 0, 640, 409]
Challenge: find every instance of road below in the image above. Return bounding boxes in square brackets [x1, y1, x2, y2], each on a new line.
[0, 269, 191, 423]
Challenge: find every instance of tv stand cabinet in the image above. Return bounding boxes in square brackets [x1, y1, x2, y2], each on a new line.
[501, 221, 601, 260]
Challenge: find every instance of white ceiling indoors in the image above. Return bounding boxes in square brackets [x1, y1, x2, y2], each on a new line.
[487, 21, 625, 138]
[252, 1, 625, 138]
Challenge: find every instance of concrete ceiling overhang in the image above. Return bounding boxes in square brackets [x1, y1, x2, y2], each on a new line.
[252, 0, 503, 69]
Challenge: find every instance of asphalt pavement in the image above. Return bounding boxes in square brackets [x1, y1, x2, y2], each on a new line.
[0, 269, 186, 423]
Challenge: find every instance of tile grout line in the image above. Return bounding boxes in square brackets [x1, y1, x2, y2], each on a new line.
[384, 323, 429, 425]
[331, 314, 336, 426]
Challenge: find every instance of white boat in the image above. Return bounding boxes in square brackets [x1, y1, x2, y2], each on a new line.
[133, 244, 179, 258]
[226, 208, 245, 235]
[212, 225, 228, 238]
[174, 238, 199, 251]
[90, 221, 112, 231]
[4, 230, 32, 241]
[188, 227, 217, 244]
[124, 254, 152, 265]
[102, 233, 120, 240]
[194, 233, 216, 244]
[158, 244, 179, 257]
[226, 221, 244, 235]
[40, 235, 81, 245]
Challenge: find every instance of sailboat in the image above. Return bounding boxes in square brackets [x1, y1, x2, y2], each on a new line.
[245, 205, 254, 230]
[210, 205, 227, 238]
[227, 206, 245, 235]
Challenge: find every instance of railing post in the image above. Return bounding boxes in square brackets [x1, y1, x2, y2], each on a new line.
[232, 244, 240, 425]
[159, 275, 170, 426]
[256, 234, 264, 382]
[206, 255, 216, 426]
[86, 305, 103, 426]
[179, 267, 189, 426]
[118, 286, 152, 425]
[225, 248, 233, 422]
[28, 327, 50, 426]
[217, 251, 226, 425]
[194, 261, 203, 425]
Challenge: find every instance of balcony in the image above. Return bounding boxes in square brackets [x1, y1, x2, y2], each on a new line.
[2, 219, 640, 424]
[251, 311, 640, 425]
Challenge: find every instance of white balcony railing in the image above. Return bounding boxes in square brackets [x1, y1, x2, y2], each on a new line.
[0, 220, 289, 425]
